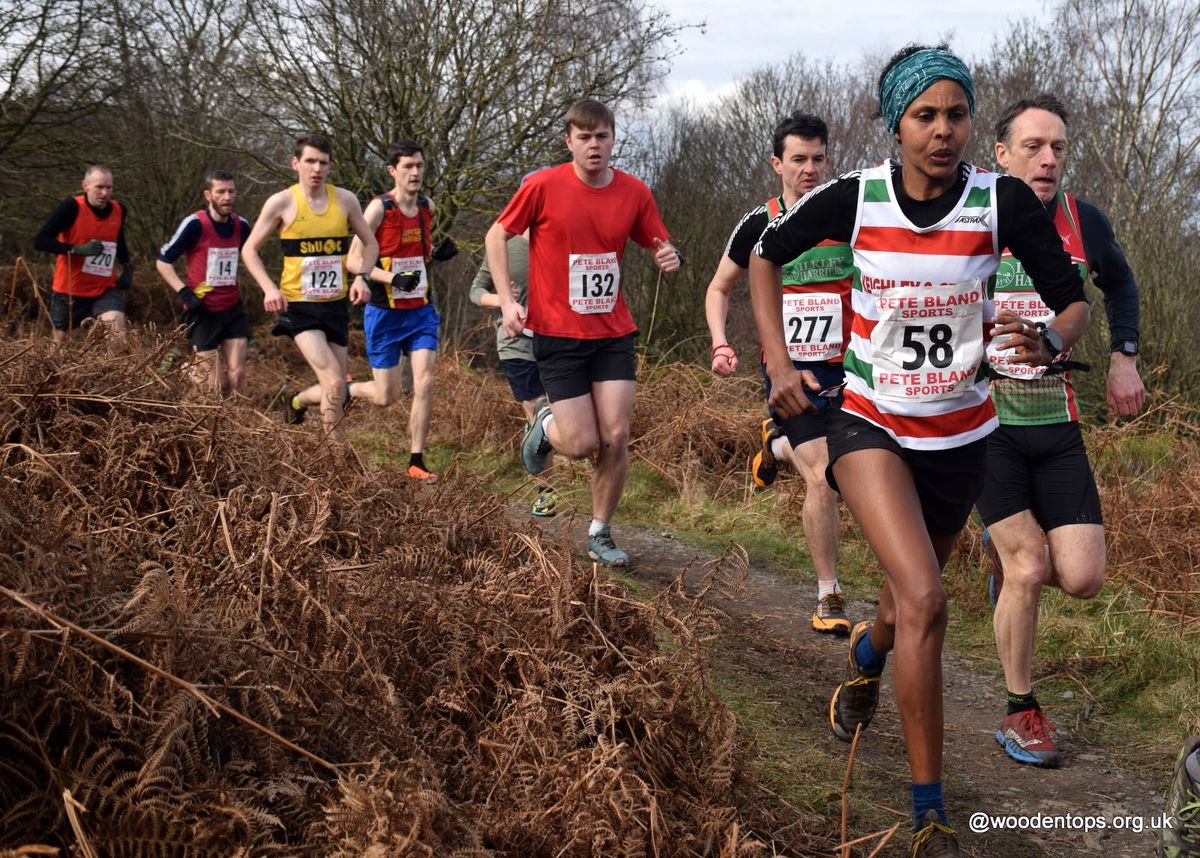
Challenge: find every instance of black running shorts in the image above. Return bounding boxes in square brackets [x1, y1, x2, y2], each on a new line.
[825, 401, 988, 536]
[183, 300, 250, 352]
[976, 421, 1103, 531]
[271, 298, 349, 348]
[532, 332, 637, 402]
[50, 288, 125, 331]
[761, 359, 846, 446]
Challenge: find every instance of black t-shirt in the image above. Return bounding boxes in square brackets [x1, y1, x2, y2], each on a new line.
[755, 162, 1087, 314]
[724, 202, 773, 269]
[34, 197, 130, 264]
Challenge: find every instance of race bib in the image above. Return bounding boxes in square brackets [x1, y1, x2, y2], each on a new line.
[80, 241, 117, 277]
[390, 256, 428, 300]
[871, 279, 986, 403]
[568, 252, 620, 314]
[782, 292, 843, 361]
[205, 247, 239, 287]
[986, 291, 1057, 380]
[300, 255, 344, 299]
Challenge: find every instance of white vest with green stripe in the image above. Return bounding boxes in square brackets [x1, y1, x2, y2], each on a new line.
[843, 161, 1000, 450]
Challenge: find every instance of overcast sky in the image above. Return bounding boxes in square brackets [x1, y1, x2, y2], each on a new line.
[654, 0, 1055, 104]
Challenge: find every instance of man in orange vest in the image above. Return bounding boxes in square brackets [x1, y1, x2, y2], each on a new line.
[34, 165, 132, 342]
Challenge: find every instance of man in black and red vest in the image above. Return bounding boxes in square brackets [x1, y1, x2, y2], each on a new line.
[33, 165, 132, 341]
[156, 170, 253, 396]
[347, 139, 457, 482]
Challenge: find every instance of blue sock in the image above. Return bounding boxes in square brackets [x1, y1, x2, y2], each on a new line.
[854, 630, 886, 676]
[912, 781, 946, 828]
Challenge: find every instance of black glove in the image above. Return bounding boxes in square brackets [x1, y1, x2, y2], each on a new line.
[178, 286, 205, 311]
[71, 239, 105, 256]
[391, 270, 421, 293]
[431, 237, 458, 262]
[115, 266, 133, 290]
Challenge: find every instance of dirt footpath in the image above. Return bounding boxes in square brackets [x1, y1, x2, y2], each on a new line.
[527, 512, 1166, 857]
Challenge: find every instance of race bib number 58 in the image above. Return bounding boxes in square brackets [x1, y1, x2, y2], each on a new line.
[871, 280, 986, 402]
[568, 252, 620, 314]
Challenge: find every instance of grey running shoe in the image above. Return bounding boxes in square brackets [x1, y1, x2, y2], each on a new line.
[521, 397, 552, 475]
[587, 526, 629, 567]
[829, 620, 882, 742]
[911, 810, 960, 857]
[1161, 735, 1200, 857]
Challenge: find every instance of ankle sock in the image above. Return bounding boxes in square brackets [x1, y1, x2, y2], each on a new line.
[912, 780, 946, 829]
[588, 519, 607, 537]
[290, 394, 305, 411]
[854, 629, 886, 677]
[770, 436, 788, 459]
[1006, 690, 1038, 715]
[409, 452, 426, 470]
[818, 580, 842, 600]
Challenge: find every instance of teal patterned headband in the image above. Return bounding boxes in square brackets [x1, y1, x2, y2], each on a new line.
[879, 49, 975, 133]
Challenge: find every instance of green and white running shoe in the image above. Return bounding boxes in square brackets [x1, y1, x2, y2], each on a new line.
[531, 487, 558, 517]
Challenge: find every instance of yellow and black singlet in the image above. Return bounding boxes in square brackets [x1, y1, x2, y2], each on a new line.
[279, 184, 350, 303]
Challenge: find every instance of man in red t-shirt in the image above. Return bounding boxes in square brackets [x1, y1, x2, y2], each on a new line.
[484, 99, 681, 566]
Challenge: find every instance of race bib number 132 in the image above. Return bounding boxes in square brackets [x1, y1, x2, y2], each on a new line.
[568, 252, 620, 314]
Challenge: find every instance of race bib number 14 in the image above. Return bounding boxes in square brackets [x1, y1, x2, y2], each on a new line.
[568, 252, 620, 314]
[871, 279, 986, 402]
[205, 247, 238, 287]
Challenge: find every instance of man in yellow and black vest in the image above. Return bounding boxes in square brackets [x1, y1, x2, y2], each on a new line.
[242, 133, 378, 443]
[34, 165, 133, 342]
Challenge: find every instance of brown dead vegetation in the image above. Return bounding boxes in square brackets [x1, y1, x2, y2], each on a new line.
[0, 331, 833, 856]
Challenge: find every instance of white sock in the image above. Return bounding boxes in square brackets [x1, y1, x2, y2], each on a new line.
[770, 436, 788, 459]
[589, 519, 608, 537]
[818, 580, 842, 599]
[541, 413, 554, 434]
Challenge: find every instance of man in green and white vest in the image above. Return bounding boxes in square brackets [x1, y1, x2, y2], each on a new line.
[979, 93, 1144, 769]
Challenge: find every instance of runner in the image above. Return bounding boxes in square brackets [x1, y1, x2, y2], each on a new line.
[345, 140, 457, 481]
[980, 93, 1145, 769]
[242, 133, 378, 443]
[470, 230, 557, 516]
[1161, 735, 1200, 857]
[156, 170, 253, 395]
[705, 111, 854, 636]
[33, 165, 132, 342]
[749, 45, 1089, 856]
[484, 98, 680, 566]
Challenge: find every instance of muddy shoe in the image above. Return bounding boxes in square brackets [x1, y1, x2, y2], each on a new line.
[996, 707, 1061, 768]
[1161, 735, 1200, 857]
[829, 620, 881, 742]
[752, 417, 781, 489]
[521, 397, 553, 475]
[911, 810, 959, 857]
[587, 526, 629, 567]
[531, 487, 558, 517]
[812, 592, 852, 636]
[273, 383, 307, 425]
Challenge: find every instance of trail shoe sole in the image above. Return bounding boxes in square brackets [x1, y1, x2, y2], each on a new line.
[752, 417, 781, 489]
[995, 708, 1061, 768]
[587, 527, 629, 567]
[829, 620, 881, 742]
[812, 592, 852, 636]
[531, 488, 558, 517]
[521, 397, 553, 475]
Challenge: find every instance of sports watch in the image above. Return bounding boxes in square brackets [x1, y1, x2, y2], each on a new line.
[1035, 322, 1065, 359]
[1113, 339, 1139, 357]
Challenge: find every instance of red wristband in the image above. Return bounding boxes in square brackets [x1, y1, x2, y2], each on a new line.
[712, 344, 736, 357]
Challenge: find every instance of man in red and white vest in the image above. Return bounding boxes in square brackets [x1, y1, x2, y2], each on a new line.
[156, 170, 253, 395]
[34, 165, 132, 342]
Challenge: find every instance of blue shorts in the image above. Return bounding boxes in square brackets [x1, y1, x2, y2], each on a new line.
[363, 303, 440, 369]
[500, 358, 545, 402]
[761, 360, 846, 446]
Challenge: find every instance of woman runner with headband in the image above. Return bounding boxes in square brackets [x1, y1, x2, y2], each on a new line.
[749, 44, 1090, 856]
